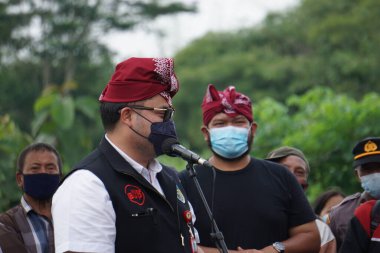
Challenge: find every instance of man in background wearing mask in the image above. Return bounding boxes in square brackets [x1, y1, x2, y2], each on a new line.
[327, 136, 380, 251]
[0, 142, 62, 253]
[52, 58, 200, 253]
[179, 84, 319, 253]
[266, 146, 337, 253]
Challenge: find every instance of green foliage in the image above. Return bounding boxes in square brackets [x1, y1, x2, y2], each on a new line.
[32, 86, 103, 174]
[172, 0, 380, 200]
[253, 87, 380, 199]
[158, 156, 187, 172]
[0, 115, 31, 211]
[0, 61, 42, 131]
[0, 0, 195, 133]
[252, 97, 292, 152]
[175, 0, 380, 104]
[171, 0, 380, 201]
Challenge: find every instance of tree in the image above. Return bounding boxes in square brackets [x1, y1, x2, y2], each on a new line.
[0, 0, 196, 132]
[0, 0, 33, 59]
[174, 0, 380, 102]
[31, 83, 103, 173]
[173, 0, 380, 156]
[0, 115, 31, 211]
[253, 87, 380, 199]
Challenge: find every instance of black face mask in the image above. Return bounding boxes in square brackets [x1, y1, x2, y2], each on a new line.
[148, 120, 178, 156]
[129, 110, 178, 156]
[23, 173, 60, 200]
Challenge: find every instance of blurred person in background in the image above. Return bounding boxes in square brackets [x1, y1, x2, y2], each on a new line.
[313, 188, 345, 221]
[267, 146, 337, 253]
[327, 137, 380, 251]
[0, 142, 62, 253]
[339, 199, 380, 253]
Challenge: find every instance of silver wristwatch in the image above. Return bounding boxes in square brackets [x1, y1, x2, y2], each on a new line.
[272, 242, 285, 253]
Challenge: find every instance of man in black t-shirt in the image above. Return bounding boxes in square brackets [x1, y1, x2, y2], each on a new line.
[179, 84, 319, 253]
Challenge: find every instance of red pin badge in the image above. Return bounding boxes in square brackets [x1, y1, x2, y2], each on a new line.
[183, 210, 192, 223]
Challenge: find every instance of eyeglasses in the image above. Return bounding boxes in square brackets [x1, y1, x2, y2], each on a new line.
[125, 105, 175, 121]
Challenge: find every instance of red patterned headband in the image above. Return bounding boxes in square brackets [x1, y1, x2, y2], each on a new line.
[99, 57, 179, 106]
[201, 84, 253, 125]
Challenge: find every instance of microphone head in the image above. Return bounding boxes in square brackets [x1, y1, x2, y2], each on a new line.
[161, 138, 180, 156]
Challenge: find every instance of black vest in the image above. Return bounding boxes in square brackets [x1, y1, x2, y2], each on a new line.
[68, 138, 195, 253]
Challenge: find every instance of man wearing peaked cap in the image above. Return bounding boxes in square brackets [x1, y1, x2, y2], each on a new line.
[352, 137, 380, 167]
[328, 137, 380, 251]
[179, 84, 319, 253]
[266, 146, 338, 253]
[266, 146, 310, 190]
[339, 137, 380, 253]
[52, 58, 200, 253]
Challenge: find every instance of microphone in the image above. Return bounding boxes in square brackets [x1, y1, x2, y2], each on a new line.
[162, 138, 213, 168]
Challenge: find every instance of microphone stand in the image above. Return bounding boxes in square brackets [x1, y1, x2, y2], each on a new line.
[186, 161, 228, 253]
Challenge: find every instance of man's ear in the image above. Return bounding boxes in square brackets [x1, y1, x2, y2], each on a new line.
[250, 122, 258, 136]
[354, 168, 361, 182]
[200, 125, 209, 141]
[120, 107, 134, 127]
[16, 171, 23, 188]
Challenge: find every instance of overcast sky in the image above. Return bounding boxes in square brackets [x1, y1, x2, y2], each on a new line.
[102, 0, 299, 62]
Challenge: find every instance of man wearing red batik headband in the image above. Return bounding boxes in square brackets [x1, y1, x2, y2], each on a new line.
[179, 84, 319, 253]
[52, 58, 201, 253]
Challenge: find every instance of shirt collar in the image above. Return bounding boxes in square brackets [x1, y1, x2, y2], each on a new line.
[21, 196, 33, 214]
[105, 134, 163, 176]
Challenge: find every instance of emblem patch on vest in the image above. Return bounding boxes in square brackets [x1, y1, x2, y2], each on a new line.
[177, 185, 186, 204]
[125, 184, 145, 206]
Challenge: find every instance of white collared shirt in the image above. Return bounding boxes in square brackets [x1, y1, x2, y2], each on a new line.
[105, 135, 165, 196]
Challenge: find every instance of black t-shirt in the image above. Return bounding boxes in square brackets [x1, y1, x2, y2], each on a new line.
[179, 157, 316, 250]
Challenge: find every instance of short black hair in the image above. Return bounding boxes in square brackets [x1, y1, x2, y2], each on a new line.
[100, 102, 129, 132]
[100, 101, 142, 132]
[313, 188, 346, 216]
[17, 142, 62, 173]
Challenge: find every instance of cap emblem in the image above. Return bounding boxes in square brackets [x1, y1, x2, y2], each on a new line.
[364, 141, 378, 153]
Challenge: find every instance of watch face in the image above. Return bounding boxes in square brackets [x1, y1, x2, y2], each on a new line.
[273, 242, 285, 252]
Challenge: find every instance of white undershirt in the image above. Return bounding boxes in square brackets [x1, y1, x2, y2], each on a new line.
[316, 219, 335, 246]
[52, 136, 197, 253]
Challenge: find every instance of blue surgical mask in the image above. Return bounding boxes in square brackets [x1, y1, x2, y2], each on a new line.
[23, 173, 60, 200]
[209, 126, 250, 159]
[360, 173, 380, 199]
